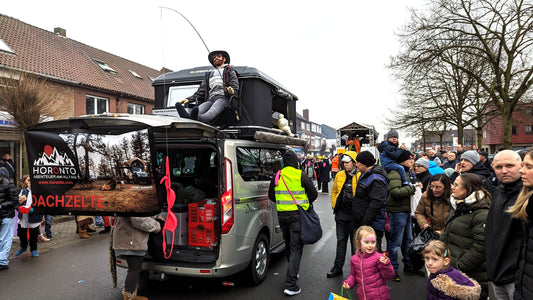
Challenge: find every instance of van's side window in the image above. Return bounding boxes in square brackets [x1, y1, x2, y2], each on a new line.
[237, 147, 284, 182]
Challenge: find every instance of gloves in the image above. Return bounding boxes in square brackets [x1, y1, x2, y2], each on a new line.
[178, 99, 189, 104]
[225, 86, 235, 95]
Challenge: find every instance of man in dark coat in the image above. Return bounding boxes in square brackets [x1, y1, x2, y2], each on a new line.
[354, 151, 389, 253]
[449, 150, 491, 183]
[485, 150, 523, 299]
[0, 167, 19, 271]
[318, 156, 331, 193]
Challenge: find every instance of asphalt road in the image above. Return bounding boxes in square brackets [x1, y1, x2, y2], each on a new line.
[0, 191, 428, 299]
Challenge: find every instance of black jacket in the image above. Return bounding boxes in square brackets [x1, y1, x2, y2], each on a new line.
[416, 170, 432, 193]
[268, 151, 318, 215]
[0, 177, 18, 219]
[449, 162, 492, 183]
[187, 65, 239, 104]
[485, 180, 523, 285]
[353, 165, 389, 231]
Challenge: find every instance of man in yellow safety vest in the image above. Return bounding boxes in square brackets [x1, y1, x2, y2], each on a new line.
[269, 150, 318, 296]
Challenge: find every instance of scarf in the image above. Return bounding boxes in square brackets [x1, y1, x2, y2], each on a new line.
[450, 190, 486, 210]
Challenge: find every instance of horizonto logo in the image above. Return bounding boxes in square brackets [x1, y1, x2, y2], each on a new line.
[33, 145, 78, 179]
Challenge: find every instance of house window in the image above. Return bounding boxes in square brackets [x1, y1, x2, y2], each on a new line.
[86, 95, 108, 114]
[127, 103, 145, 115]
[526, 125, 532, 135]
[512, 126, 517, 135]
[482, 130, 486, 139]
[92, 58, 117, 74]
[526, 109, 532, 117]
[0, 38, 14, 54]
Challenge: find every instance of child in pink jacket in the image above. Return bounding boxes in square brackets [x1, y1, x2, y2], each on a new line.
[343, 226, 395, 300]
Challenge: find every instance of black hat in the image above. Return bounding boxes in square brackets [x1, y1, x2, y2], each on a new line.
[208, 50, 230, 66]
[396, 150, 412, 163]
[356, 151, 376, 167]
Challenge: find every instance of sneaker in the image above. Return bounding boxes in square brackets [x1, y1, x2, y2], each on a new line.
[326, 266, 343, 278]
[392, 271, 401, 282]
[16, 248, 27, 256]
[0, 265, 8, 271]
[31, 250, 39, 257]
[284, 287, 301, 296]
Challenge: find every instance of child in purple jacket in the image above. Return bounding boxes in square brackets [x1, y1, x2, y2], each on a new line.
[424, 240, 481, 300]
[342, 226, 395, 300]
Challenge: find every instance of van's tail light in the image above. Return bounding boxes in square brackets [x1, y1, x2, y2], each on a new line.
[221, 158, 234, 234]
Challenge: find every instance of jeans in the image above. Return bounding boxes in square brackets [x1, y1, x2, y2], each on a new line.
[387, 212, 412, 271]
[381, 156, 409, 184]
[489, 282, 514, 300]
[44, 215, 53, 237]
[0, 217, 14, 266]
[279, 213, 303, 290]
[334, 211, 355, 269]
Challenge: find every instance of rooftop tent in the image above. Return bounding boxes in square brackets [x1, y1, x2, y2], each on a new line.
[153, 66, 298, 133]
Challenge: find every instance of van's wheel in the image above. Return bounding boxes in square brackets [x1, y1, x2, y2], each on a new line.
[247, 233, 269, 285]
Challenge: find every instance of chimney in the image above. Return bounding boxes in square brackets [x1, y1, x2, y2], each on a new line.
[54, 27, 66, 37]
[303, 109, 309, 121]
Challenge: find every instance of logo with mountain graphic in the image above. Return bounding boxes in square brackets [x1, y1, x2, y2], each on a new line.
[34, 145, 75, 166]
[32, 145, 78, 179]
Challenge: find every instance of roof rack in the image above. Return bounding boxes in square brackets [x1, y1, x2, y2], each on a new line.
[220, 125, 308, 148]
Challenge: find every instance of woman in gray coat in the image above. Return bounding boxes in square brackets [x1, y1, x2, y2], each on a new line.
[113, 216, 161, 300]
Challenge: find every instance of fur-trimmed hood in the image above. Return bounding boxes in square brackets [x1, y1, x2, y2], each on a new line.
[428, 266, 481, 300]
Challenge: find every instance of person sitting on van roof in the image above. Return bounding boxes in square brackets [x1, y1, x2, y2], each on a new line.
[175, 50, 239, 124]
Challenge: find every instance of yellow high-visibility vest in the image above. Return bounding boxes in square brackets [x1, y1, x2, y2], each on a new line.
[275, 167, 309, 211]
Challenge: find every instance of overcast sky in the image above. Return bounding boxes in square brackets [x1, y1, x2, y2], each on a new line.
[2, 0, 426, 142]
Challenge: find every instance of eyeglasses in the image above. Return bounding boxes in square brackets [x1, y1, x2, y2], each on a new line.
[212, 53, 224, 58]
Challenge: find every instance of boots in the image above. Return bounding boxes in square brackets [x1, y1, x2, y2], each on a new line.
[79, 231, 91, 239]
[122, 289, 148, 300]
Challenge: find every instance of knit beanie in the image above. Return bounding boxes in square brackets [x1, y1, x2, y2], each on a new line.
[386, 129, 399, 139]
[461, 150, 480, 165]
[415, 158, 430, 169]
[396, 150, 412, 163]
[356, 151, 376, 167]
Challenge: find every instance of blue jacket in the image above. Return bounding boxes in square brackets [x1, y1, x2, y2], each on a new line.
[378, 140, 402, 166]
[428, 161, 445, 175]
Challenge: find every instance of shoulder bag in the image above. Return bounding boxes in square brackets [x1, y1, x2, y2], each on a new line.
[279, 172, 322, 244]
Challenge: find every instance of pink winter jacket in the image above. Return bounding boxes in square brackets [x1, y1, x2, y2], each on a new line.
[343, 250, 395, 300]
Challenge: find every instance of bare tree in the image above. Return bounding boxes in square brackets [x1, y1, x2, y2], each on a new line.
[0, 72, 68, 175]
[394, 0, 533, 149]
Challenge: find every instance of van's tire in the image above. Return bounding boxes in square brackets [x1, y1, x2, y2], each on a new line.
[246, 233, 269, 285]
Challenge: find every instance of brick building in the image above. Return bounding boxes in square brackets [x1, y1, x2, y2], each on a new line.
[0, 14, 162, 180]
[481, 103, 533, 152]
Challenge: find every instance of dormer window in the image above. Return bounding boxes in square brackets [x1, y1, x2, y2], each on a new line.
[129, 70, 142, 79]
[93, 58, 117, 74]
[0, 38, 14, 54]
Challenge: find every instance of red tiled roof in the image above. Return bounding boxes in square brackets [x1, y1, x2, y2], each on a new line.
[0, 14, 161, 101]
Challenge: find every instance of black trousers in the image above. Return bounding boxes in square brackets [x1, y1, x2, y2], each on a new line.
[124, 255, 144, 293]
[333, 211, 355, 269]
[279, 213, 303, 290]
[17, 225, 39, 251]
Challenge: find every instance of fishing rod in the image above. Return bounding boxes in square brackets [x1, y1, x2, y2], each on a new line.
[159, 6, 225, 79]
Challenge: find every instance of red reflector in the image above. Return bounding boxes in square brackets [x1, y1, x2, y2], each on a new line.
[116, 259, 122, 264]
[200, 269, 211, 273]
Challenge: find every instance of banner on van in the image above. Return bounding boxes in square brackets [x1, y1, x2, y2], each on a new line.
[25, 129, 160, 216]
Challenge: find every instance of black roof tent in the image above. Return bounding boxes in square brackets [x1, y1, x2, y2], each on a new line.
[152, 66, 298, 133]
